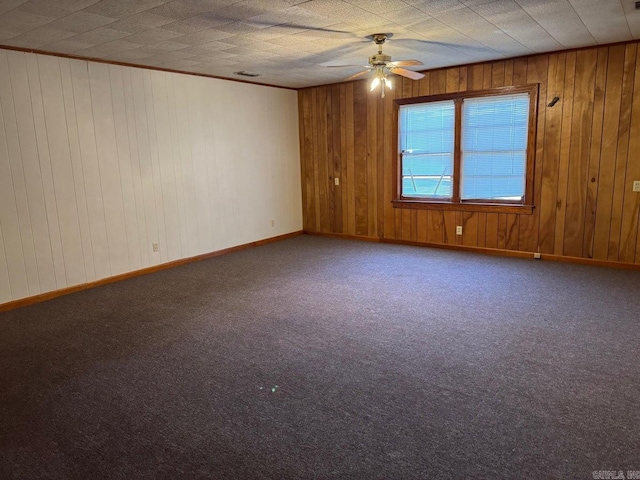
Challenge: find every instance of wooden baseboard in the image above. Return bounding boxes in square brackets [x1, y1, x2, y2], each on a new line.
[3, 229, 637, 312]
[304, 231, 640, 270]
[0, 231, 303, 312]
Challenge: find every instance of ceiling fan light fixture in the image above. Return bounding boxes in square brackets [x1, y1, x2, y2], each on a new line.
[370, 67, 391, 98]
[370, 76, 381, 91]
[337, 33, 425, 94]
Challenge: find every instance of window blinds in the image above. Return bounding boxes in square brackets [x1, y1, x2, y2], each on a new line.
[461, 93, 530, 201]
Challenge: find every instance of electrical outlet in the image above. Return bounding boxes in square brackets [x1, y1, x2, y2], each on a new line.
[456, 226, 463, 235]
[633, 180, 640, 192]
[271, 220, 275, 227]
[334, 177, 340, 186]
[152, 242, 159, 252]
[534, 252, 541, 259]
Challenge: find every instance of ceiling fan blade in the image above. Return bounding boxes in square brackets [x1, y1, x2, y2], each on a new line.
[388, 60, 423, 68]
[201, 13, 352, 34]
[392, 38, 490, 54]
[268, 23, 351, 34]
[389, 67, 425, 80]
[325, 64, 369, 68]
[344, 70, 371, 81]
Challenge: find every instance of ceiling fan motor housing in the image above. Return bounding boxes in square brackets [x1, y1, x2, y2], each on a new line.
[369, 53, 392, 65]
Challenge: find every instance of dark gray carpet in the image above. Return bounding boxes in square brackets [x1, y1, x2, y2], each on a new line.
[1, 235, 639, 479]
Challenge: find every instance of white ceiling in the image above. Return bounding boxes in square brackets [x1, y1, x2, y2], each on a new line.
[0, 0, 638, 88]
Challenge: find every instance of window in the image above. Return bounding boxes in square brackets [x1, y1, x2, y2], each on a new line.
[394, 85, 538, 213]
[400, 100, 455, 199]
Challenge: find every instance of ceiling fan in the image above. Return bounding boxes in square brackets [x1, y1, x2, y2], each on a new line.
[333, 33, 426, 97]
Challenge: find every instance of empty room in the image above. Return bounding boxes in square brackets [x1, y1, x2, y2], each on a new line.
[1, 1, 640, 478]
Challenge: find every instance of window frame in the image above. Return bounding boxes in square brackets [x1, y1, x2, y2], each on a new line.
[393, 84, 539, 214]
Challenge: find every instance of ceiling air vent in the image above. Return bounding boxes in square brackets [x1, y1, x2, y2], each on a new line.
[234, 71, 260, 77]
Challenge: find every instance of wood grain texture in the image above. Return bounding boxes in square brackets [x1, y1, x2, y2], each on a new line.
[538, 52, 565, 254]
[553, 51, 576, 256]
[583, 47, 609, 259]
[608, 43, 637, 261]
[332, 84, 343, 234]
[563, 49, 597, 257]
[354, 84, 368, 236]
[518, 55, 549, 253]
[300, 89, 316, 232]
[620, 46, 640, 263]
[366, 86, 377, 237]
[298, 41, 640, 265]
[593, 45, 625, 260]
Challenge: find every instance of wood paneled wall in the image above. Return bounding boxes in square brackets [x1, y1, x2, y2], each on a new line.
[299, 41, 640, 265]
[0, 49, 302, 304]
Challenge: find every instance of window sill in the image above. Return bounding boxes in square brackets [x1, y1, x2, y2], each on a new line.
[392, 199, 534, 214]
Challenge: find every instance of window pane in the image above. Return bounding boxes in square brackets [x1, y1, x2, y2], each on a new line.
[400, 100, 454, 199]
[402, 153, 453, 197]
[461, 93, 529, 201]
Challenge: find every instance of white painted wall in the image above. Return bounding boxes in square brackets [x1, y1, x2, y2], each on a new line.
[0, 49, 302, 304]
